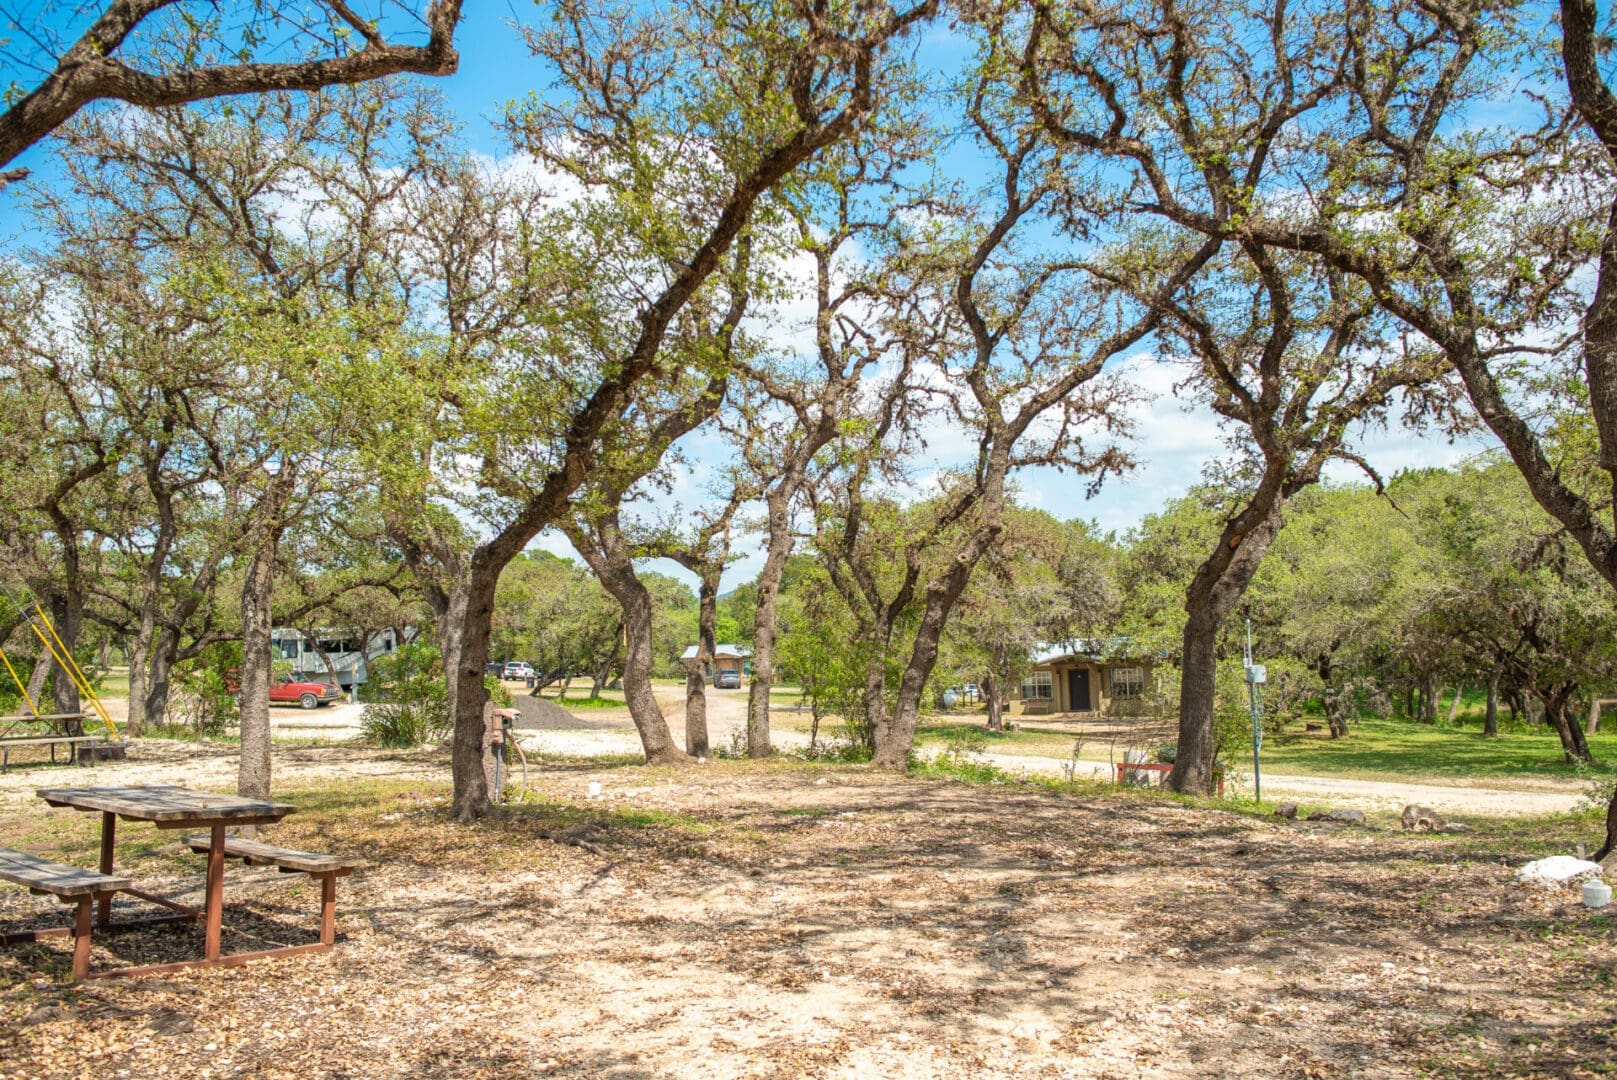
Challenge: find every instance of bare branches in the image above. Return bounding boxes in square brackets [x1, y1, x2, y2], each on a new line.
[0, 0, 464, 186]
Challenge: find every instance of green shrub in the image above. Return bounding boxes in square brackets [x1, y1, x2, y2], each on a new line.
[793, 720, 877, 763]
[169, 665, 237, 738]
[360, 643, 451, 748]
[361, 700, 450, 748]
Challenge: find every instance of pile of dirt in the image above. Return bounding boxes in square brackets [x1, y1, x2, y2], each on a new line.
[510, 695, 587, 730]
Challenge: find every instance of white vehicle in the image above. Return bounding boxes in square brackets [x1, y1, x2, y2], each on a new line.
[269, 626, 418, 691]
[503, 661, 536, 680]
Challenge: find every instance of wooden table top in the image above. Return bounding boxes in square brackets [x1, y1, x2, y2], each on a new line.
[36, 785, 295, 825]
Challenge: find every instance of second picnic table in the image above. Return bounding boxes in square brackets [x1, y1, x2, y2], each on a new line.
[37, 784, 294, 972]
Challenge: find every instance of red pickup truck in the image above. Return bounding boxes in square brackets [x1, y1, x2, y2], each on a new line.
[226, 671, 343, 710]
[271, 676, 343, 709]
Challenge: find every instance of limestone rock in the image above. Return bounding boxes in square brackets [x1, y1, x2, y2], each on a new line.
[1306, 808, 1366, 825]
[1516, 856, 1606, 888]
[1401, 804, 1446, 832]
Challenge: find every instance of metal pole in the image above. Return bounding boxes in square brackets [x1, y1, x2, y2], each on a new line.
[1249, 679, 1263, 804]
[1246, 619, 1263, 804]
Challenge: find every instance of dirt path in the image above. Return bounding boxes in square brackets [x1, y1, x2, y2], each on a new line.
[515, 687, 1589, 818]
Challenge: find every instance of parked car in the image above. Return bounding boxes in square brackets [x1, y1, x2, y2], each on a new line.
[269, 676, 342, 710]
[503, 661, 536, 680]
[713, 670, 741, 689]
[484, 662, 505, 677]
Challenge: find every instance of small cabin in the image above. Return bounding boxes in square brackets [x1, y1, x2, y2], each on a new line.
[1016, 641, 1155, 716]
[679, 644, 752, 682]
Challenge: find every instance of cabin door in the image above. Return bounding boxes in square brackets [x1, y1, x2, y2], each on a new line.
[1068, 668, 1091, 711]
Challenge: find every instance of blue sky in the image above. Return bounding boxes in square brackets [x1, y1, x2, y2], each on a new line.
[0, 1, 1499, 590]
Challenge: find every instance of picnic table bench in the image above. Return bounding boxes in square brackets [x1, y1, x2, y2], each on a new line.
[181, 836, 360, 947]
[0, 785, 359, 980]
[1114, 760, 1225, 797]
[0, 848, 130, 979]
[0, 711, 125, 771]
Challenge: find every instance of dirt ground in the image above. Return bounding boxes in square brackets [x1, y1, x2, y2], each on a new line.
[0, 741, 1613, 1078]
[505, 688, 1589, 817]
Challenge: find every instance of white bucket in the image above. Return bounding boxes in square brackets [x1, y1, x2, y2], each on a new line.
[1583, 879, 1612, 908]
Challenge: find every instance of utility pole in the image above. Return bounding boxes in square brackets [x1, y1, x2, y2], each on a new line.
[1244, 619, 1266, 804]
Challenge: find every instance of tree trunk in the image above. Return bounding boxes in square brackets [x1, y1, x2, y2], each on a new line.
[862, 659, 890, 763]
[984, 671, 1004, 732]
[879, 568, 994, 767]
[1418, 672, 1439, 724]
[448, 560, 499, 823]
[1172, 603, 1223, 792]
[24, 650, 51, 713]
[874, 487, 1008, 770]
[237, 534, 277, 801]
[135, 623, 184, 731]
[1446, 686, 1465, 723]
[1543, 683, 1593, 764]
[125, 488, 175, 733]
[745, 490, 795, 759]
[1316, 652, 1348, 739]
[430, 583, 469, 732]
[684, 571, 720, 758]
[124, 628, 151, 734]
[1594, 775, 1617, 862]
[49, 591, 81, 717]
[1485, 669, 1500, 737]
[588, 655, 613, 700]
[1168, 483, 1286, 795]
[570, 518, 690, 767]
[1324, 694, 1349, 739]
[612, 582, 687, 766]
[143, 646, 175, 732]
[238, 468, 296, 802]
[1587, 694, 1603, 735]
[683, 662, 708, 756]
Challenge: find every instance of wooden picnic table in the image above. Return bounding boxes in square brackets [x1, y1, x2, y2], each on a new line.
[34, 785, 295, 976]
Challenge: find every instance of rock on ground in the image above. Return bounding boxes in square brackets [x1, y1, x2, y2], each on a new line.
[1306, 808, 1366, 824]
[1515, 856, 1607, 888]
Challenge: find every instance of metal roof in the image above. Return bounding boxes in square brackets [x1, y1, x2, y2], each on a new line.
[1031, 638, 1150, 666]
[679, 643, 753, 660]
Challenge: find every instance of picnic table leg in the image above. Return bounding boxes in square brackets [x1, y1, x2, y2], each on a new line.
[204, 823, 225, 961]
[97, 812, 115, 927]
[71, 897, 92, 981]
[319, 875, 336, 946]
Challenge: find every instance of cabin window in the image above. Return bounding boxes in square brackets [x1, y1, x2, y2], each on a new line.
[1020, 670, 1053, 701]
[1111, 666, 1145, 699]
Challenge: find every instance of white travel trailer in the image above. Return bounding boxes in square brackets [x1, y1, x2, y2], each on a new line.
[269, 627, 419, 691]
